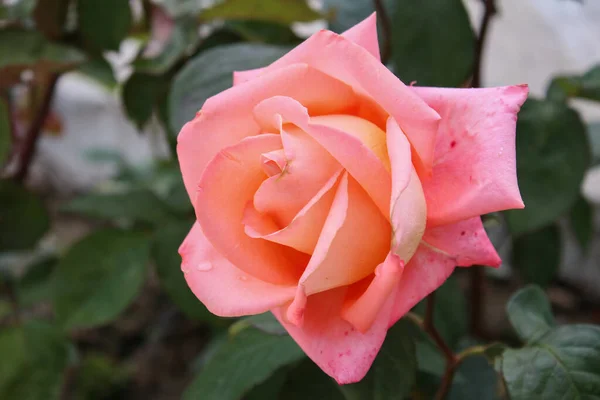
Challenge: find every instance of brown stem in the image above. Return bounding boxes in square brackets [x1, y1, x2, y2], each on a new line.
[472, 0, 497, 88]
[423, 292, 458, 400]
[373, 0, 392, 64]
[14, 73, 60, 183]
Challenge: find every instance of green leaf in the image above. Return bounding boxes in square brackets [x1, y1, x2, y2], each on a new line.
[152, 221, 222, 324]
[78, 0, 132, 51]
[322, 0, 372, 33]
[53, 229, 151, 330]
[279, 359, 345, 400]
[448, 355, 500, 400]
[0, 180, 50, 251]
[229, 312, 287, 336]
[73, 353, 130, 400]
[570, 196, 594, 251]
[122, 73, 165, 130]
[506, 285, 555, 343]
[77, 57, 117, 89]
[511, 224, 561, 287]
[497, 325, 600, 400]
[200, 0, 321, 25]
[388, 0, 474, 87]
[340, 319, 417, 400]
[587, 122, 600, 166]
[413, 276, 468, 348]
[244, 368, 289, 400]
[547, 65, 600, 102]
[505, 99, 590, 235]
[0, 97, 11, 166]
[226, 20, 302, 45]
[17, 255, 57, 307]
[62, 188, 175, 225]
[183, 327, 305, 400]
[133, 18, 200, 75]
[0, 321, 70, 400]
[0, 29, 85, 88]
[169, 43, 289, 133]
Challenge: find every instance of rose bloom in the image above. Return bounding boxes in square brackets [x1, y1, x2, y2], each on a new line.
[177, 14, 527, 383]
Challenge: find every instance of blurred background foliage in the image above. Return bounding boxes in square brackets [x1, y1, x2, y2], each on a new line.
[0, 0, 600, 399]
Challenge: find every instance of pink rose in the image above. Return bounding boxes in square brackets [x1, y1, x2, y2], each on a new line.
[177, 14, 527, 383]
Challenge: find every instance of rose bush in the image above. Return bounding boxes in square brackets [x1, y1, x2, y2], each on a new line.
[177, 14, 528, 383]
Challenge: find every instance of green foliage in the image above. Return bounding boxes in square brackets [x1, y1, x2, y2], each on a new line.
[506, 285, 555, 343]
[547, 64, 600, 102]
[200, 0, 322, 25]
[17, 256, 58, 307]
[570, 196, 594, 251]
[183, 327, 305, 400]
[278, 360, 345, 400]
[230, 312, 287, 336]
[77, 0, 132, 52]
[0, 180, 50, 251]
[122, 73, 166, 130]
[169, 42, 289, 132]
[53, 229, 151, 330]
[512, 225, 561, 287]
[0, 98, 10, 166]
[505, 99, 590, 235]
[77, 57, 117, 89]
[0, 321, 71, 400]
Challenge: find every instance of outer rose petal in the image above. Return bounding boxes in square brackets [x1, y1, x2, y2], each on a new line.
[248, 24, 441, 171]
[178, 64, 357, 203]
[273, 284, 398, 384]
[411, 85, 529, 226]
[422, 217, 502, 267]
[233, 13, 381, 85]
[180, 223, 296, 316]
[389, 244, 456, 325]
[196, 134, 307, 285]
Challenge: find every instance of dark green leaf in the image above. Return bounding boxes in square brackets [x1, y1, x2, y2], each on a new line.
[133, 19, 200, 75]
[0, 180, 50, 251]
[322, 0, 372, 33]
[152, 221, 222, 323]
[547, 65, 600, 102]
[498, 325, 600, 400]
[506, 285, 555, 343]
[340, 319, 417, 400]
[200, 0, 321, 25]
[0, 29, 85, 88]
[17, 255, 57, 307]
[230, 312, 287, 336]
[53, 229, 151, 330]
[570, 195, 594, 251]
[448, 355, 500, 400]
[413, 276, 467, 348]
[122, 73, 165, 130]
[73, 353, 130, 400]
[0, 321, 70, 400]
[226, 20, 302, 45]
[512, 224, 561, 287]
[78, 0, 132, 51]
[388, 0, 474, 86]
[588, 122, 600, 166]
[77, 57, 117, 89]
[169, 43, 289, 133]
[183, 327, 305, 400]
[279, 359, 344, 400]
[0, 97, 11, 166]
[245, 368, 289, 400]
[505, 99, 590, 235]
[62, 188, 175, 225]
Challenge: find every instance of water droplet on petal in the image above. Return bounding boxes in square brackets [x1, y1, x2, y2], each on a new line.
[196, 262, 213, 271]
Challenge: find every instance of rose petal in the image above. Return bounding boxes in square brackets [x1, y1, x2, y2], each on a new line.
[180, 222, 296, 316]
[233, 13, 381, 85]
[422, 217, 501, 267]
[411, 85, 529, 226]
[341, 253, 404, 333]
[253, 95, 392, 217]
[273, 284, 398, 384]
[196, 133, 308, 285]
[250, 26, 441, 171]
[299, 172, 390, 295]
[178, 63, 357, 204]
[244, 170, 343, 254]
[386, 117, 427, 264]
[388, 244, 456, 326]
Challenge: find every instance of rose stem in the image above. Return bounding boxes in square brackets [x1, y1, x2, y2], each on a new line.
[372, 0, 392, 64]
